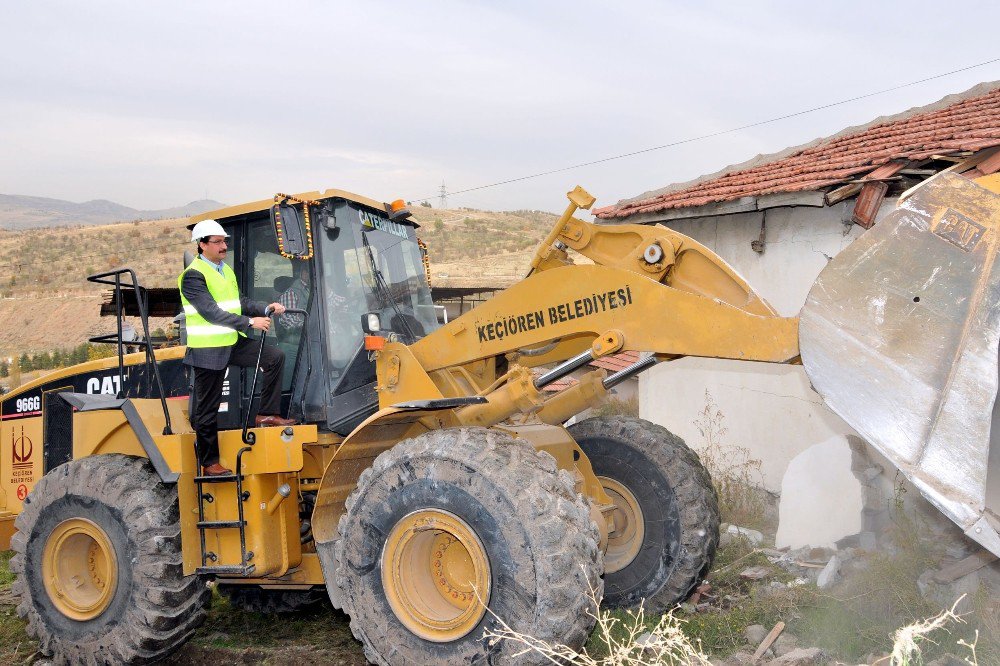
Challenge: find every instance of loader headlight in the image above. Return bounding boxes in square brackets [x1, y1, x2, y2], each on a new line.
[362, 313, 382, 334]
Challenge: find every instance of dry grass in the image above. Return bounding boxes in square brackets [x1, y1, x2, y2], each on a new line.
[2, 527, 997, 664]
[484, 581, 711, 665]
[0, 555, 366, 664]
[0, 217, 188, 358]
[591, 394, 640, 418]
[889, 597, 978, 665]
[693, 389, 769, 529]
[409, 206, 557, 283]
[0, 218, 191, 301]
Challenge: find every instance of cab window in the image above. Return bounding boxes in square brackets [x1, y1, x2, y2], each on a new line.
[246, 219, 311, 391]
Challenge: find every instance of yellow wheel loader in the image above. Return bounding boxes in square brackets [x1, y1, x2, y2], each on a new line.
[0, 174, 998, 664]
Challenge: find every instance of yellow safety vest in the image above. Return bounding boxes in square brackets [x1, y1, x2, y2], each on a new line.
[179, 258, 244, 348]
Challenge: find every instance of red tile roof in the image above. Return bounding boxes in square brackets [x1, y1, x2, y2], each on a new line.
[542, 376, 578, 392]
[537, 350, 643, 392]
[590, 350, 640, 372]
[595, 83, 1000, 220]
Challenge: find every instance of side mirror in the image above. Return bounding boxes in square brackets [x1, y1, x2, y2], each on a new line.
[361, 312, 381, 334]
[183, 250, 195, 269]
[320, 203, 338, 230]
[270, 194, 313, 258]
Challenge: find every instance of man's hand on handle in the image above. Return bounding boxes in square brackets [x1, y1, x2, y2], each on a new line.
[250, 317, 271, 332]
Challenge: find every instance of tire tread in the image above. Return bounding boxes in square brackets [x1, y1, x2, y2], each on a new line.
[569, 415, 720, 611]
[332, 427, 603, 665]
[11, 455, 209, 664]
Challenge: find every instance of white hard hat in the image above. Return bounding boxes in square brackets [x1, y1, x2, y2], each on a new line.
[190, 219, 229, 242]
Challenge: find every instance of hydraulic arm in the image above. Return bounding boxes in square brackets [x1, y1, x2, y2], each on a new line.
[375, 186, 799, 423]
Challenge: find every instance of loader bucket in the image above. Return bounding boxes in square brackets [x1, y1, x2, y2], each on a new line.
[800, 172, 1000, 557]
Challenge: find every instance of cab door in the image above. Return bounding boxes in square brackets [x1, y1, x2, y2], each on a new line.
[244, 217, 312, 417]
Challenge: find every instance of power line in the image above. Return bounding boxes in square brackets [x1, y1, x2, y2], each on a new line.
[2, 56, 998, 272]
[412, 57, 1000, 203]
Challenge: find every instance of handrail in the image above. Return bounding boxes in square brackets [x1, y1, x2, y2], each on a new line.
[87, 268, 173, 435]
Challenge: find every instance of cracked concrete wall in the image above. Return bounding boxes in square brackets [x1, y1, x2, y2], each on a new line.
[640, 357, 851, 492]
[671, 202, 865, 318]
[639, 199, 896, 546]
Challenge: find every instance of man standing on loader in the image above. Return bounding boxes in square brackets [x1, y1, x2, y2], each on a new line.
[181, 219, 296, 476]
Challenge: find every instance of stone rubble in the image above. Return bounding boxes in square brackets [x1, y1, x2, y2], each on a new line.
[816, 555, 841, 589]
[743, 624, 768, 645]
[762, 647, 826, 665]
[725, 523, 766, 546]
[694, 521, 999, 665]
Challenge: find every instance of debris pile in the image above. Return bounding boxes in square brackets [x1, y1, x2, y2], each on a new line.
[691, 520, 1000, 665]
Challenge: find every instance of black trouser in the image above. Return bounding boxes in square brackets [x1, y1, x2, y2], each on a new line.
[191, 336, 285, 467]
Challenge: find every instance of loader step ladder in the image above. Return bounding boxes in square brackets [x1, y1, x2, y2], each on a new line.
[193, 307, 279, 576]
[194, 445, 255, 576]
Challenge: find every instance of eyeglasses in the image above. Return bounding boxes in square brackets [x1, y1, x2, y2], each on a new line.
[203, 238, 228, 245]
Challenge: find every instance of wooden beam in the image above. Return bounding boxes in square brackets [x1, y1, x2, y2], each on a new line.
[751, 621, 786, 663]
[931, 152, 973, 162]
[852, 181, 888, 228]
[825, 183, 863, 206]
[943, 149, 997, 175]
[864, 160, 909, 181]
[933, 550, 999, 583]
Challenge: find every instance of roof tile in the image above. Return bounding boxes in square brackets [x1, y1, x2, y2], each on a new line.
[595, 85, 1000, 219]
[590, 350, 641, 372]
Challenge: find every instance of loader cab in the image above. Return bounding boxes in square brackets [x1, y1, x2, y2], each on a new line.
[206, 191, 437, 436]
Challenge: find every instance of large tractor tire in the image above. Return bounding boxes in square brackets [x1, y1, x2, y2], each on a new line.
[568, 415, 719, 611]
[11, 455, 210, 664]
[218, 584, 329, 614]
[333, 427, 603, 665]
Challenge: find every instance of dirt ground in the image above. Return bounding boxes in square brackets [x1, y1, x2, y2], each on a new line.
[0, 584, 368, 665]
[2, 512, 997, 665]
[166, 628, 368, 666]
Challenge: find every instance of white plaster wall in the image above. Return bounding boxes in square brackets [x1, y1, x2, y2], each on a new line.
[640, 199, 894, 500]
[775, 436, 865, 548]
[670, 202, 864, 318]
[640, 357, 853, 492]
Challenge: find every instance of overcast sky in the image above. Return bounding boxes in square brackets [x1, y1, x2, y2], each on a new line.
[2, 1, 999, 213]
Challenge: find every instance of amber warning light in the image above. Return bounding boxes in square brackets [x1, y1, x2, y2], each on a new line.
[388, 199, 412, 221]
[365, 335, 386, 351]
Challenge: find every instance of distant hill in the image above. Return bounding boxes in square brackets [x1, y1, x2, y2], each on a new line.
[407, 206, 562, 288]
[0, 205, 562, 357]
[0, 194, 225, 229]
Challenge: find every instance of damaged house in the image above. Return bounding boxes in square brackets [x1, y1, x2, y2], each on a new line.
[593, 81, 1000, 550]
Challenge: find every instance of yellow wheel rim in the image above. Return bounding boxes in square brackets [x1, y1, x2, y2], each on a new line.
[42, 518, 118, 621]
[381, 509, 490, 642]
[600, 476, 645, 573]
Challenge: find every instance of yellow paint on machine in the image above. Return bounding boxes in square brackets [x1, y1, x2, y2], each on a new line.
[178, 426, 315, 577]
[0, 415, 44, 547]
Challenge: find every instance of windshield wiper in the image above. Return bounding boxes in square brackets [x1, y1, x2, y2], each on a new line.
[361, 231, 417, 341]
